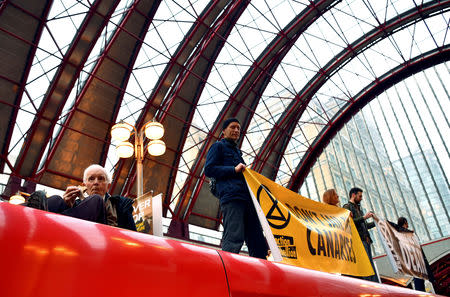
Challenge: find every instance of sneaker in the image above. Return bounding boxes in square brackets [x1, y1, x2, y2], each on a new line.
[26, 191, 48, 211]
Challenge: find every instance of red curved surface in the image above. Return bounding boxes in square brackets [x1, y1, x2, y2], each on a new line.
[0, 203, 229, 297]
[0, 202, 441, 297]
[220, 251, 440, 297]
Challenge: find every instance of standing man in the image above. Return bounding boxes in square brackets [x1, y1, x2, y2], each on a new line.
[26, 164, 136, 231]
[205, 118, 268, 259]
[343, 187, 378, 282]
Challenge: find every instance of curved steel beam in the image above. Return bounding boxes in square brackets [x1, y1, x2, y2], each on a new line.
[12, 0, 120, 179]
[116, 1, 249, 212]
[154, 0, 251, 225]
[176, 0, 340, 231]
[110, 0, 233, 197]
[0, 0, 52, 172]
[289, 44, 450, 191]
[254, 0, 450, 182]
[162, 0, 250, 218]
[36, 0, 161, 189]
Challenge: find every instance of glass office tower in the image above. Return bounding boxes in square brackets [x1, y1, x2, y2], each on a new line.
[296, 66, 449, 255]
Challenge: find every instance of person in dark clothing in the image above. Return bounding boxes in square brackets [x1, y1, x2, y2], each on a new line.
[204, 118, 268, 259]
[343, 187, 379, 282]
[26, 164, 136, 231]
[389, 217, 434, 292]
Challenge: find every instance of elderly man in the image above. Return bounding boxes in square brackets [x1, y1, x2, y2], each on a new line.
[205, 118, 268, 259]
[26, 164, 136, 231]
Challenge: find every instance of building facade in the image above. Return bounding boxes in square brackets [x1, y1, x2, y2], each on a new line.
[296, 67, 449, 255]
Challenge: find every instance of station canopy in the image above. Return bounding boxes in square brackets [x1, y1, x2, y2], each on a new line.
[0, 0, 449, 236]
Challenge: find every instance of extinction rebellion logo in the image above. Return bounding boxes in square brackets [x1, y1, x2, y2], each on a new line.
[256, 184, 290, 229]
[256, 185, 297, 259]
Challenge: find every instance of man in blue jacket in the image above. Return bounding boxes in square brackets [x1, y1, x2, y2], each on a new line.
[26, 164, 136, 231]
[205, 118, 267, 259]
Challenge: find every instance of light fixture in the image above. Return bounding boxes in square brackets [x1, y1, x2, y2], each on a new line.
[116, 141, 134, 158]
[111, 119, 166, 197]
[147, 140, 166, 156]
[111, 122, 132, 142]
[9, 193, 25, 205]
[144, 121, 164, 140]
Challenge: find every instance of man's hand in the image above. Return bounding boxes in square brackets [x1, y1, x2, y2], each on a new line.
[364, 211, 374, 220]
[63, 186, 83, 207]
[235, 163, 246, 173]
[372, 213, 379, 222]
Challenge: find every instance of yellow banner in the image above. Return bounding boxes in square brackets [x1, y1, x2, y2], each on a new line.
[243, 169, 374, 276]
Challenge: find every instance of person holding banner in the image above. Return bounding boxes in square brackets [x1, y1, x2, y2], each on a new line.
[322, 189, 340, 206]
[388, 217, 434, 292]
[25, 164, 136, 231]
[205, 118, 268, 259]
[343, 187, 379, 282]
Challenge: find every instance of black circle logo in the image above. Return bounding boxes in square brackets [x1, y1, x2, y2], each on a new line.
[257, 184, 290, 229]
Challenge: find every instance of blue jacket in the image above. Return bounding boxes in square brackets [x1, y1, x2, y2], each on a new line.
[204, 139, 250, 204]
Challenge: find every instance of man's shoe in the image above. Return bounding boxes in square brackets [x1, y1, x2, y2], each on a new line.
[26, 191, 48, 211]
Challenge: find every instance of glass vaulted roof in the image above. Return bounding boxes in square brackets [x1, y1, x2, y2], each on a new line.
[1, 0, 449, 244]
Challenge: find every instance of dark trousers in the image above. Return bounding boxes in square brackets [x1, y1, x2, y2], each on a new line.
[221, 199, 268, 259]
[362, 240, 379, 282]
[47, 194, 106, 224]
[413, 278, 426, 291]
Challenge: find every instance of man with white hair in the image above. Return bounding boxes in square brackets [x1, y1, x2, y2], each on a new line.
[26, 164, 136, 231]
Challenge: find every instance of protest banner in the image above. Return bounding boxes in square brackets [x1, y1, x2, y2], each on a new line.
[132, 192, 163, 236]
[376, 220, 428, 279]
[243, 168, 374, 276]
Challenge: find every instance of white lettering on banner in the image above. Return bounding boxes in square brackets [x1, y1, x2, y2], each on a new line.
[141, 199, 151, 209]
[133, 212, 143, 222]
[132, 198, 152, 218]
[399, 239, 426, 274]
[376, 220, 428, 279]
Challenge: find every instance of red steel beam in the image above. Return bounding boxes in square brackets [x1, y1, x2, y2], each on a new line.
[114, 1, 246, 209]
[12, 0, 126, 178]
[157, 0, 250, 221]
[289, 45, 450, 191]
[0, 0, 52, 172]
[176, 0, 339, 229]
[110, 0, 233, 197]
[35, 0, 161, 189]
[254, 0, 450, 185]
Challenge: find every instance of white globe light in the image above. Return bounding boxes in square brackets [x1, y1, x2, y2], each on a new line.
[116, 141, 134, 158]
[144, 121, 164, 140]
[9, 194, 25, 205]
[111, 123, 132, 142]
[147, 140, 166, 156]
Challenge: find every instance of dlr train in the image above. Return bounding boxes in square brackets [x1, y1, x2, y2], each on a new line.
[0, 202, 440, 297]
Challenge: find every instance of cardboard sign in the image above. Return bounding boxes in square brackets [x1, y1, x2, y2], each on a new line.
[132, 192, 163, 236]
